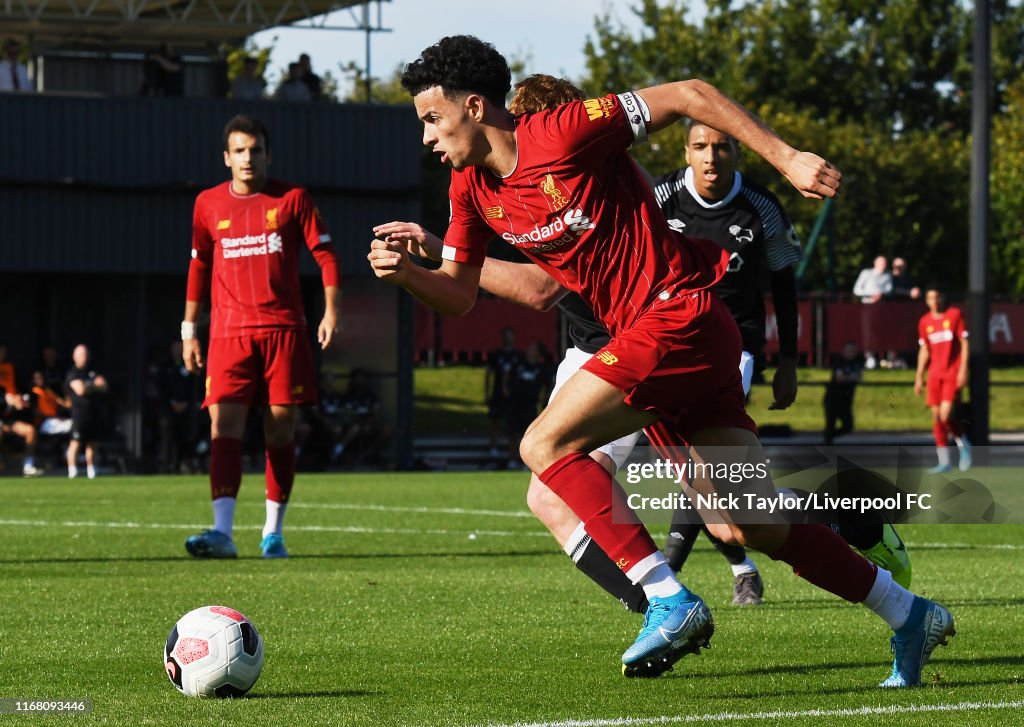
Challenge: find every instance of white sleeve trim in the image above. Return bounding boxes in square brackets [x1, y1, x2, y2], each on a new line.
[441, 245, 458, 262]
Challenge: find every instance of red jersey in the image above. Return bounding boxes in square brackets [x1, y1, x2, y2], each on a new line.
[918, 307, 967, 373]
[442, 93, 728, 335]
[190, 179, 333, 338]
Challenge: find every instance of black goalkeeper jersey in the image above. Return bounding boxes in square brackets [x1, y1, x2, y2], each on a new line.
[653, 169, 802, 356]
[486, 239, 611, 354]
[558, 292, 610, 354]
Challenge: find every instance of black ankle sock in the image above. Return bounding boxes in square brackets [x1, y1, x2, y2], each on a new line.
[572, 537, 649, 614]
[664, 521, 701, 572]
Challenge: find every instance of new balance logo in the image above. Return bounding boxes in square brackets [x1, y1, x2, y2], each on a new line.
[597, 351, 618, 366]
[485, 205, 504, 219]
[217, 219, 231, 230]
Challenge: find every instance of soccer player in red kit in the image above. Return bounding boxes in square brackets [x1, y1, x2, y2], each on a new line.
[915, 285, 971, 473]
[183, 114, 340, 559]
[368, 36, 955, 685]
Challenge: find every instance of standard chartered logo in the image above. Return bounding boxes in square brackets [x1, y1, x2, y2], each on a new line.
[500, 208, 595, 251]
[220, 232, 284, 259]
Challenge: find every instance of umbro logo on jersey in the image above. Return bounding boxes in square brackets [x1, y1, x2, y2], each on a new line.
[584, 97, 614, 121]
[485, 205, 504, 219]
[596, 351, 618, 366]
[217, 219, 231, 230]
[667, 218, 687, 233]
[266, 208, 279, 230]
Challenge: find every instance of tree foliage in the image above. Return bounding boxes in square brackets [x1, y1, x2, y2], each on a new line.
[992, 76, 1024, 294]
[581, 0, 1024, 293]
[224, 42, 273, 85]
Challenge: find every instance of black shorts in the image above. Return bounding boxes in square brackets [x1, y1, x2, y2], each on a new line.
[71, 414, 99, 442]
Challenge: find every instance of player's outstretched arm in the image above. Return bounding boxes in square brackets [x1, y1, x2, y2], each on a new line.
[372, 221, 444, 261]
[637, 80, 841, 200]
[368, 238, 480, 316]
[481, 258, 567, 312]
[372, 221, 566, 312]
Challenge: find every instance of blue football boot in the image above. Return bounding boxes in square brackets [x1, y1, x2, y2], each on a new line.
[260, 533, 289, 559]
[185, 529, 238, 559]
[622, 592, 714, 678]
[880, 597, 955, 687]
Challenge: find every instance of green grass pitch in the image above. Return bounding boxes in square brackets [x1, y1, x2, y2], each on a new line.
[2, 472, 1023, 726]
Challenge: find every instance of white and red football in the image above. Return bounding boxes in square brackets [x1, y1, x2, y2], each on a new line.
[163, 605, 264, 698]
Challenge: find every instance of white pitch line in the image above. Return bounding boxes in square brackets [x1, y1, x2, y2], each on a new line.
[288, 502, 535, 518]
[911, 542, 1024, 551]
[0, 519, 550, 538]
[3, 518, 1021, 548]
[480, 699, 1024, 727]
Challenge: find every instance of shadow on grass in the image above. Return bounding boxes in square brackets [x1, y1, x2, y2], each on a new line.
[668, 654, 1024, 683]
[746, 595, 1024, 611]
[712, 674, 1023, 700]
[0, 550, 556, 565]
[246, 689, 378, 700]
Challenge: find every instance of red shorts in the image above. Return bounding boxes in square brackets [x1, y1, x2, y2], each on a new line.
[204, 329, 317, 408]
[926, 369, 961, 407]
[581, 290, 756, 446]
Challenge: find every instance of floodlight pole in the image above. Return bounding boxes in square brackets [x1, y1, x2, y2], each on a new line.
[969, 0, 991, 445]
[363, 0, 372, 102]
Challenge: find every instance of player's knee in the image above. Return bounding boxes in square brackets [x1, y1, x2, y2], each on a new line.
[526, 477, 554, 519]
[264, 410, 297, 446]
[518, 426, 547, 472]
[706, 522, 742, 546]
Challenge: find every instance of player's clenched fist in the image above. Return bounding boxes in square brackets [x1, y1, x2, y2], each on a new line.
[783, 151, 842, 201]
[367, 237, 411, 283]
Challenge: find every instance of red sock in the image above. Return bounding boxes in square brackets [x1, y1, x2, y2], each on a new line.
[767, 524, 876, 603]
[266, 443, 296, 503]
[946, 415, 964, 439]
[210, 438, 242, 500]
[933, 420, 948, 447]
[541, 452, 657, 574]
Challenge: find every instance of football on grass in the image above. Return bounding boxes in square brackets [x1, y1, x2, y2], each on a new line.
[164, 605, 264, 698]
